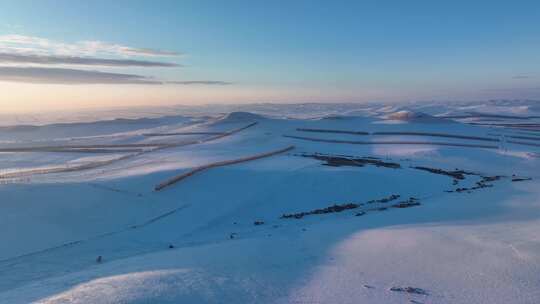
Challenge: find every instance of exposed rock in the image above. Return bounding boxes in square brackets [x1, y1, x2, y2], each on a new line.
[412, 166, 475, 180]
[299, 153, 401, 169]
[281, 202, 360, 219]
[453, 175, 502, 193]
[366, 194, 400, 204]
[281, 194, 404, 220]
[512, 177, 532, 182]
[392, 197, 421, 208]
[390, 286, 428, 295]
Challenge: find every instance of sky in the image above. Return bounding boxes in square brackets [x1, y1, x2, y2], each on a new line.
[0, 0, 539, 113]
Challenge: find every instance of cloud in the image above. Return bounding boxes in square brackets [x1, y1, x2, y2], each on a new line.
[0, 35, 233, 86]
[0, 52, 179, 67]
[78, 40, 181, 57]
[512, 75, 533, 79]
[0, 35, 181, 57]
[0, 66, 233, 85]
[483, 87, 540, 92]
[0, 66, 161, 84]
[167, 80, 233, 85]
[113, 47, 180, 57]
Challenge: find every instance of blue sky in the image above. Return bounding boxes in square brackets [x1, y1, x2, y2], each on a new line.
[0, 0, 539, 111]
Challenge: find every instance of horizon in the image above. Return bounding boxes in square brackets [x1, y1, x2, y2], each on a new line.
[0, 99, 538, 128]
[1, 98, 538, 116]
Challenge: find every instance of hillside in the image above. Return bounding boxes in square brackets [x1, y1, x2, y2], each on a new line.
[0, 102, 539, 304]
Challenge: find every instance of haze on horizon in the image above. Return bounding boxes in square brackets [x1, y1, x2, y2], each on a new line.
[0, 0, 539, 113]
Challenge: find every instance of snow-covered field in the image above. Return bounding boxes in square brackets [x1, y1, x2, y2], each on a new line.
[1, 100, 539, 304]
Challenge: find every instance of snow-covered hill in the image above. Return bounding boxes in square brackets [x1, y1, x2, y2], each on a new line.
[1, 101, 540, 304]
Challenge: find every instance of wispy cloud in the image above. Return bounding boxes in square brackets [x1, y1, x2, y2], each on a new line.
[0, 66, 232, 85]
[0, 35, 181, 57]
[484, 87, 540, 92]
[167, 80, 232, 85]
[0, 35, 232, 86]
[512, 75, 534, 79]
[0, 52, 180, 67]
[0, 66, 161, 84]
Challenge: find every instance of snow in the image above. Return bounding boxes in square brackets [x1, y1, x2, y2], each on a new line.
[1, 101, 540, 303]
[217, 111, 266, 123]
[384, 110, 453, 123]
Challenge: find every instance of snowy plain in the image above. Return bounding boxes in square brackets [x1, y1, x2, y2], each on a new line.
[0, 100, 539, 303]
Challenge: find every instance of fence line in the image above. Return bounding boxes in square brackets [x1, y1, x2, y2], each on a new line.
[283, 135, 499, 149]
[154, 145, 294, 191]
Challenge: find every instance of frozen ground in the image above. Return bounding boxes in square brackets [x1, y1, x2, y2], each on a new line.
[0, 100, 539, 303]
